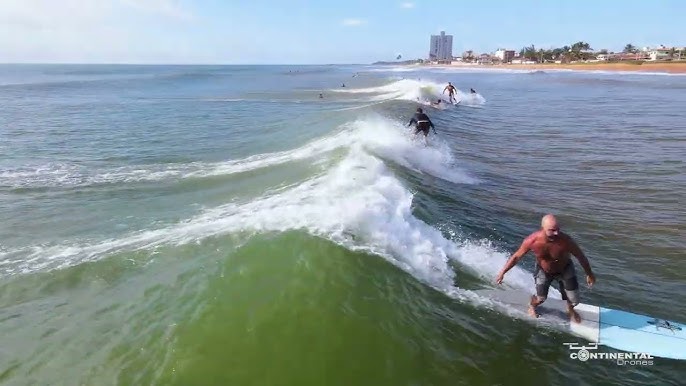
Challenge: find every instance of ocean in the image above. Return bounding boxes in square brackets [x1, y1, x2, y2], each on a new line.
[0, 64, 684, 385]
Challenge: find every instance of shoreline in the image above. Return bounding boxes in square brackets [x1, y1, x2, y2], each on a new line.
[419, 62, 686, 74]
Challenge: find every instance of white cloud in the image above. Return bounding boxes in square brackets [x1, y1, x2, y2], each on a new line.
[400, 2, 415, 8]
[341, 18, 366, 26]
[0, 0, 112, 31]
[120, 0, 195, 21]
[0, 0, 197, 63]
[0, 0, 194, 30]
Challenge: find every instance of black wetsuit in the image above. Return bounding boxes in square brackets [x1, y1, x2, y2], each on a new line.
[408, 113, 435, 136]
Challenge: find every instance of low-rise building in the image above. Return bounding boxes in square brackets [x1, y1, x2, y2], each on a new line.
[649, 48, 672, 61]
[478, 54, 493, 64]
[494, 49, 515, 63]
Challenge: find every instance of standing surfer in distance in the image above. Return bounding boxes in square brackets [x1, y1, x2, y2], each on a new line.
[443, 82, 457, 104]
[495, 214, 596, 323]
[407, 107, 436, 145]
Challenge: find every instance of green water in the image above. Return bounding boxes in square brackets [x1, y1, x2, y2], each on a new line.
[1, 64, 685, 385]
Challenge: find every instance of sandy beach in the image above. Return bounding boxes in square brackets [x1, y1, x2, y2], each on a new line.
[425, 61, 686, 74]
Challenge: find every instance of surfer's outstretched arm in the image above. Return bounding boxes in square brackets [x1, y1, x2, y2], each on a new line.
[567, 236, 596, 286]
[496, 234, 534, 283]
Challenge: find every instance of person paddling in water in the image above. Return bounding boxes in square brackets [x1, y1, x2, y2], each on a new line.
[407, 107, 436, 145]
[443, 82, 457, 104]
[431, 98, 444, 107]
[495, 214, 596, 323]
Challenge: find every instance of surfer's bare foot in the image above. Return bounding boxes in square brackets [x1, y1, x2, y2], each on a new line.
[568, 308, 581, 324]
[528, 305, 540, 318]
[528, 296, 540, 318]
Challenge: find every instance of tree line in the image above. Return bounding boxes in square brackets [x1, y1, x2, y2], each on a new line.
[516, 42, 684, 62]
[459, 42, 685, 63]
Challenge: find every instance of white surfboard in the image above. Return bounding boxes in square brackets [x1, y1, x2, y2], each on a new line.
[474, 289, 686, 360]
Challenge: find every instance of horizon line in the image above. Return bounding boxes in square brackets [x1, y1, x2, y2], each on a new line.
[0, 61, 376, 66]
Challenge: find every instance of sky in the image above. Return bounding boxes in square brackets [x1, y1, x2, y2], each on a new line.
[0, 0, 684, 64]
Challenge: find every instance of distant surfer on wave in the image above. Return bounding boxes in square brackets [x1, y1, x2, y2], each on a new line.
[495, 214, 596, 323]
[407, 107, 436, 144]
[443, 82, 457, 104]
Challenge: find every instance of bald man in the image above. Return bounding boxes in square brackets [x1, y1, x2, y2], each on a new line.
[495, 214, 596, 323]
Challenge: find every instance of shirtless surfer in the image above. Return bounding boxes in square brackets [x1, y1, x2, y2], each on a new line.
[443, 82, 457, 103]
[495, 214, 596, 323]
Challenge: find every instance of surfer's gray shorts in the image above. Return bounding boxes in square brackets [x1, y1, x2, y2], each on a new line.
[534, 261, 579, 305]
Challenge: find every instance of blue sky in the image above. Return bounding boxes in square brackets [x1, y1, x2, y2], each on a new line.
[0, 0, 683, 64]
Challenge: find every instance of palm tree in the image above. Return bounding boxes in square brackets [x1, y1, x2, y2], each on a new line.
[519, 45, 533, 61]
[462, 50, 475, 62]
[623, 44, 637, 54]
[524, 44, 536, 61]
[570, 41, 592, 60]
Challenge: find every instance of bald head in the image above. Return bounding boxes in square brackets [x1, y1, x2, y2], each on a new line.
[541, 214, 560, 241]
[541, 214, 558, 228]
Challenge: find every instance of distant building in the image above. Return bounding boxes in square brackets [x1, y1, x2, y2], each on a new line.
[494, 49, 515, 63]
[478, 54, 493, 64]
[429, 31, 453, 63]
[649, 47, 672, 61]
[597, 52, 650, 61]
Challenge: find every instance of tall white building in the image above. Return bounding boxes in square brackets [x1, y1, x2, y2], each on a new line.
[429, 31, 453, 62]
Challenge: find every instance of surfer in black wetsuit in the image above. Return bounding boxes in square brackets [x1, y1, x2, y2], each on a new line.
[408, 108, 436, 143]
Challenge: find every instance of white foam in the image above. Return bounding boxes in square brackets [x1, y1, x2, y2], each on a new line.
[368, 67, 421, 73]
[4, 115, 555, 312]
[0, 130, 352, 189]
[347, 116, 478, 184]
[1, 114, 476, 189]
[0, 117, 477, 273]
[329, 78, 486, 106]
[0, 145, 536, 300]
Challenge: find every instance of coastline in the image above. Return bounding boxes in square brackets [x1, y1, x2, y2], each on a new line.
[419, 61, 686, 74]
